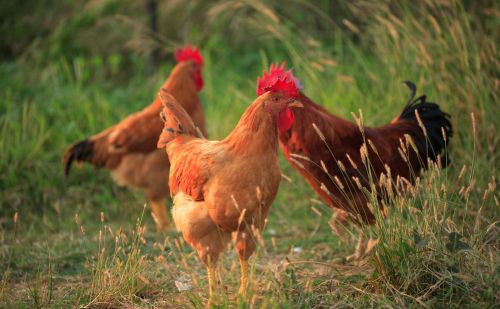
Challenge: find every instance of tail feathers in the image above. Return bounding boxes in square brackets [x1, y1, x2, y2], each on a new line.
[157, 88, 199, 148]
[398, 81, 453, 165]
[63, 139, 96, 176]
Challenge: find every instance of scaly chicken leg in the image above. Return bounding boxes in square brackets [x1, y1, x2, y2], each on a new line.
[238, 258, 249, 296]
[235, 227, 258, 297]
[207, 263, 217, 300]
[149, 199, 169, 232]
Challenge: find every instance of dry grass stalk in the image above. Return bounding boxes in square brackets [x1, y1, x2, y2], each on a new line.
[346, 154, 358, 169]
[414, 109, 428, 137]
[312, 122, 326, 141]
[336, 160, 346, 173]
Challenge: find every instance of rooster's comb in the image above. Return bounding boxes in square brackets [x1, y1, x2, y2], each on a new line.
[256, 62, 302, 98]
[175, 46, 203, 66]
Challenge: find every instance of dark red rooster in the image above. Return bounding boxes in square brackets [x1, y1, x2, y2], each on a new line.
[257, 63, 453, 258]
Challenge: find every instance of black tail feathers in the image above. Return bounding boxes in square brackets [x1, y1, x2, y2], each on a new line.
[399, 81, 453, 165]
[63, 139, 94, 176]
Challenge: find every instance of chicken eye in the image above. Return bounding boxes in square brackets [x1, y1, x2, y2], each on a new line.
[273, 97, 279, 102]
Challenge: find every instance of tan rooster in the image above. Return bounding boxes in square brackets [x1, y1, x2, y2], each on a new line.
[64, 46, 206, 231]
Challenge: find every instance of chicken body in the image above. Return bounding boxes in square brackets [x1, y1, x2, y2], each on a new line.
[64, 60, 206, 231]
[279, 82, 452, 226]
[157, 90, 300, 299]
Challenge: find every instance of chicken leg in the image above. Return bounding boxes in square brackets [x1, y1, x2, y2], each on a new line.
[149, 199, 169, 232]
[235, 229, 257, 297]
[207, 264, 217, 300]
[238, 258, 249, 296]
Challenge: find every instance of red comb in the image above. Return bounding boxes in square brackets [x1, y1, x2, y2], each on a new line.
[175, 46, 203, 66]
[256, 62, 302, 98]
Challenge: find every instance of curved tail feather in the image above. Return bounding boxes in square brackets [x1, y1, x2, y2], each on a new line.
[397, 81, 453, 166]
[157, 88, 199, 148]
[64, 139, 95, 175]
[64, 130, 121, 175]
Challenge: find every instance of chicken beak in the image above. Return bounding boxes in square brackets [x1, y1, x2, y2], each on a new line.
[288, 100, 304, 108]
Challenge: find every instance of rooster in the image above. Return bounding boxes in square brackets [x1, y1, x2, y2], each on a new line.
[64, 46, 206, 232]
[257, 63, 453, 259]
[156, 72, 303, 300]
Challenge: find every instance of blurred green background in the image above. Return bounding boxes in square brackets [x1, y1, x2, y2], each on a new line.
[2, 0, 497, 221]
[0, 0, 498, 307]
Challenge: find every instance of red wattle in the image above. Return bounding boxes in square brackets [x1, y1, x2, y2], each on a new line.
[194, 72, 204, 91]
[277, 107, 295, 133]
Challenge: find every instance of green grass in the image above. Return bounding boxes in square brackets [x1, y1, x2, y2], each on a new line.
[1, 0, 498, 307]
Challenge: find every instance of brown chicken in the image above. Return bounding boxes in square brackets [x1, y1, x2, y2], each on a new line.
[156, 73, 303, 300]
[257, 63, 452, 258]
[64, 46, 206, 231]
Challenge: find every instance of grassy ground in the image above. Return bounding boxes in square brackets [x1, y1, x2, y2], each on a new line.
[1, 1, 498, 308]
